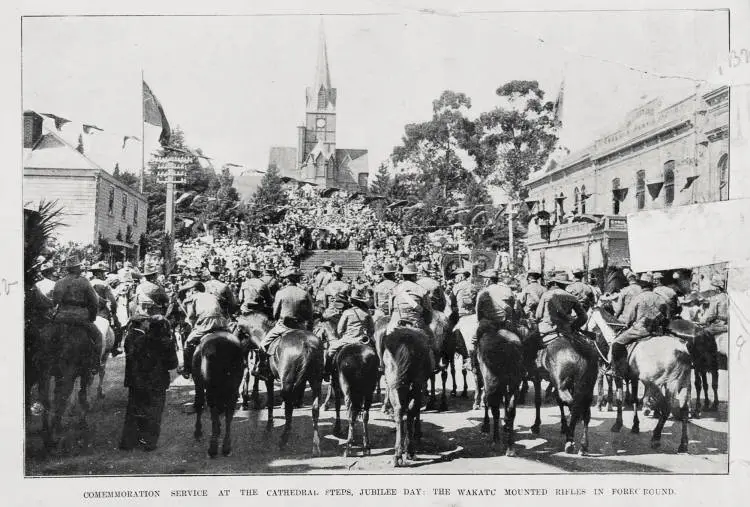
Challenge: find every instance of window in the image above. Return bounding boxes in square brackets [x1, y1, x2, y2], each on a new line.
[719, 154, 729, 201]
[541, 198, 546, 212]
[635, 170, 646, 210]
[317, 88, 327, 109]
[133, 202, 138, 225]
[325, 161, 333, 179]
[316, 160, 325, 178]
[122, 193, 128, 220]
[612, 178, 620, 215]
[573, 187, 580, 214]
[358, 173, 369, 191]
[580, 185, 587, 214]
[663, 160, 675, 207]
[108, 186, 115, 216]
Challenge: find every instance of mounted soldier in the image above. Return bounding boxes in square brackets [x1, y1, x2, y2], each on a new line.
[313, 260, 334, 311]
[90, 261, 123, 355]
[613, 269, 642, 323]
[323, 288, 374, 380]
[204, 259, 239, 318]
[518, 269, 545, 318]
[50, 255, 102, 375]
[653, 271, 680, 319]
[323, 266, 350, 320]
[261, 264, 280, 300]
[451, 266, 477, 323]
[239, 263, 273, 316]
[475, 269, 517, 336]
[699, 274, 728, 338]
[255, 267, 315, 382]
[417, 265, 447, 313]
[388, 263, 436, 369]
[566, 269, 596, 312]
[372, 263, 397, 320]
[606, 272, 668, 378]
[535, 273, 588, 340]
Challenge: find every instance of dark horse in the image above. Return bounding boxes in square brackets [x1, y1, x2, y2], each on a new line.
[529, 329, 598, 454]
[330, 341, 380, 457]
[268, 329, 324, 454]
[380, 327, 432, 467]
[192, 330, 245, 458]
[475, 320, 523, 455]
[667, 318, 719, 416]
[37, 322, 96, 447]
[235, 312, 273, 410]
[425, 309, 455, 412]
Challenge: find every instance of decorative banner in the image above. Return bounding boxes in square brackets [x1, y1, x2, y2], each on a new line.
[681, 175, 700, 191]
[647, 181, 664, 199]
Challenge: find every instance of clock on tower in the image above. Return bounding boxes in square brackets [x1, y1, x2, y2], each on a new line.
[316, 118, 326, 128]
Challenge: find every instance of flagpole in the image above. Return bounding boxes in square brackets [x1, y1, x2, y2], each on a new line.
[140, 69, 145, 194]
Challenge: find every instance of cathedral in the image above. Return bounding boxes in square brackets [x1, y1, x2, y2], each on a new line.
[268, 23, 369, 192]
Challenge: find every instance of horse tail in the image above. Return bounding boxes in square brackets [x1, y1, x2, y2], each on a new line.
[289, 333, 320, 395]
[383, 328, 427, 389]
[665, 345, 693, 418]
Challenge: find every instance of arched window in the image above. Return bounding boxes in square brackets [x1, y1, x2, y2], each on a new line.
[719, 154, 729, 201]
[573, 187, 580, 214]
[580, 185, 587, 214]
[612, 178, 620, 215]
[541, 198, 546, 212]
[325, 160, 333, 179]
[636, 170, 646, 210]
[663, 160, 675, 207]
[317, 87, 327, 109]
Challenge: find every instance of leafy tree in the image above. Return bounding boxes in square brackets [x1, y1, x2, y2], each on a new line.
[112, 163, 140, 190]
[475, 80, 559, 199]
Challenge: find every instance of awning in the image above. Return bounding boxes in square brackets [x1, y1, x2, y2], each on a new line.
[543, 245, 584, 272]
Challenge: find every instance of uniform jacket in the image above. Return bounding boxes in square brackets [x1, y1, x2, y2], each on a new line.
[313, 272, 333, 301]
[373, 279, 397, 313]
[91, 278, 117, 318]
[135, 280, 169, 309]
[204, 278, 238, 316]
[654, 285, 679, 319]
[699, 291, 728, 326]
[35, 277, 55, 301]
[452, 280, 477, 317]
[273, 284, 314, 323]
[337, 306, 374, 342]
[53, 274, 99, 322]
[566, 281, 596, 310]
[391, 280, 431, 323]
[185, 292, 225, 327]
[124, 321, 177, 391]
[240, 277, 273, 308]
[536, 287, 587, 334]
[476, 284, 513, 323]
[261, 275, 280, 298]
[624, 289, 668, 332]
[518, 281, 545, 315]
[614, 282, 643, 321]
[324, 280, 351, 306]
[417, 277, 447, 312]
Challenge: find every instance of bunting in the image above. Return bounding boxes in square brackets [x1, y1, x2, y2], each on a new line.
[40, 113, 71, 131]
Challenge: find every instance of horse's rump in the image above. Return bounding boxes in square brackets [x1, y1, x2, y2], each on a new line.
[236, 312, 272, 354]
[43, 322, 95, 377]
[275, 330, 323, 394]
[382, 327, 431, 389]
[336, 342, 380, 418]
[453, 314, 478, 354]
[430, 310, 449, 353]
[475, 320, 523, 381]
[197, 331, 245, 412]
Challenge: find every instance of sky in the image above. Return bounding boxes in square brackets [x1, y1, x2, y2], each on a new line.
[22, 11, 728, 182]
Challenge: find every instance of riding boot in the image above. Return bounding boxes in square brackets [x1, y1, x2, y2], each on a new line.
[111, 322, 123, 357]
[322, 352, 332, 382]
[180, 342, 196, 379]
[252, 350, 273, 382]
[606, 342, 627, 378]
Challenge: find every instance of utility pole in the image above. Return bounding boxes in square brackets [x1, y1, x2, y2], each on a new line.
[507, 201, 519, 273]
[156, 156, 187, 274]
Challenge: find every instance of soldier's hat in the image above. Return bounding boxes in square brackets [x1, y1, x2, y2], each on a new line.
[106, 274, 121, 288]
[400, 263, 419, 275]
[40, 262, 55, 274]
[90, 261, 109, 273]
[208, 260, 223, 273]
[479, 268, 500, 279]
[452, 266, 471, 277]
[624, 269, 637, 281]
[318, 260, 335, 270]
[552, 272, 573, 285]
[64, 255, 82, 269]
[571, 269, 585, 278]
[142, 264, 160, 276]
[280, 267, 303, 279]
[179, 280, 204, 294]
[710, 274, 725, 289]
[350, 287, 369, 304]
[246, 263, 262, 274]
[653, 271, 664, 281]
[381, 263, 397, 274]
[527, 269, 542, 278]
[638, 272, 654, 286]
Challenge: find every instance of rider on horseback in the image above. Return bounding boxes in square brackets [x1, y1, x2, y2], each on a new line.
[566, 270, 597, 312]
[613, 270, 642, 323]
[698, 274, 728, 337]
[323, 288, 374, 381]
[535, 273, 588, 340]
[239, 263, 273, 316]
[51, 255, 102, 375]
[474, 269, 520, 342]
[606, 272, 668, 378]
[388, 263, 436, 370]
[204, 259, 239, 318]
[372, 263, 397, 320]
[518, 270, 545, 318]
[179, 280, 232, 379]
[89, 261, 123, 356]
[417, 265, 447, 313]
[322, 266, 350, 321]
[254, 267, 315, 382]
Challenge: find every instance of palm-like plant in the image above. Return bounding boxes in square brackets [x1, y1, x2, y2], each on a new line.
[24, 200, 65, 289]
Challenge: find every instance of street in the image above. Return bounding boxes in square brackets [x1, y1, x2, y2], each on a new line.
[25, 356, 728, 475]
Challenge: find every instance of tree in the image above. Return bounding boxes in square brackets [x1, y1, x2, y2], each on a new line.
[246, 163, 288, 226]
[475, 80, 559, 199]
[369, 163, 392, 196]
[112, 163, 140, 190]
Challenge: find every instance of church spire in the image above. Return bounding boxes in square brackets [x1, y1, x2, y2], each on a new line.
[314, 19, 332, 91]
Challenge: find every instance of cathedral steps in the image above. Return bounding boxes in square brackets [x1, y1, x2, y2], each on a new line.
[299, 249, 364, 279]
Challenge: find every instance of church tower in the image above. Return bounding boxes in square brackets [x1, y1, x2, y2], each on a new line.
[299, 21, 337, 184]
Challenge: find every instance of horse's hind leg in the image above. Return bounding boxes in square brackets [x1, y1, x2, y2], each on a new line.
[279, 391, 294, 450]
[710, 365, 720, 412]
[240, 363, 250, 410]
[450, 355, 457, 397]
[251, 376, 262, 410]
[425, 375, 437, 411]
[194, 383, 204, 440]
[531, 374, 542, 434]
[472, 370, 483, 411]
[362, 396, 372, 456]
[676, 379, 691, 453]
[631, 380, 640, 434]
[77, 372, 91, 430]
[579, 403, 591, 456]
[310, 381, 322, 457]
[343, 392, 354, 458]
[333, 377, 342, 437]
[265, 379, 274, 431]
[611, 378, 624, 433]
[222, 406, 234, 457]
[504, 388, 518, 457]
[391, 389, 405, 467]
[558, 398, 569, 436]
[649, 387, 669, 450]
[97, 359, 107, 400]
[439, 365, 449, 411]
[323, 380, 334, 411]
[564, 402, 579, 454]
[693, 368, 703, 417]
[208, 406, 221, 458]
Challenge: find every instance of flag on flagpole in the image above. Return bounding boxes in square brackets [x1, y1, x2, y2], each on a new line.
[143, 80, 170, 146]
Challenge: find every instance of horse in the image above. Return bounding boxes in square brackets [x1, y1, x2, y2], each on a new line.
[528, 326, 599, 454]
[475, 320, 523, 455]
[92, 316, 116, 400]
[234, 311, 273, 410]
[373, 313, 391, 413]
[313, 318, 340, 412]
[381, 327, 432, 467]
[192, 330, 245, 458]
[425, 309, 453, 412]
[329, 341, 380, 457]
[589, 307, 692, 453]
[452, 314, 482, 409]
[667, 318, 719, 415]
[267, 329, 324, 455]
[37, 323, 97, 447]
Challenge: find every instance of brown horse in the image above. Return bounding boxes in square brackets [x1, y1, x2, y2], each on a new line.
[37, 323, 96, 447]
[453, 314, 483, 409]
[475, 320, 523, 455]
[235, 311, 273, 410]
[192, 330, 245, 458]
[426, 309, 453, 412]
[589, 307, 692, 452]
[381, 327, 432, 467]
[268, 329, 324, 454]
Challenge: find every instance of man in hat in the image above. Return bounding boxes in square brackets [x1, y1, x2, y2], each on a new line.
[475, 269, 516, 332]
[518, 270, 545, 318]
[323, 266, 350, 314]
[255, 267, 314, 381]
[239, 263, 273, 316]
[132, 264, 169, 322]
[51, 255, 102, 375]
[179, 280, 233, 379]
[653, 272, 680, 319]
[372, 263, 398, 320]
[118, 260, 141, 283]
[35, 261, 57, 304]
[417, 265, 447, 313]
[313, 260, 335, 310]
[566, 270, 596, 312]
[388, 263, 435, 368]
[261, 264, 280, 300]
[535, 273, 588, 339]
[607, 273, 668, 378]
[451, 266, 477, 322]
[323, 288, 374, 380]
[204, 259, 239, 318]
[679, 292, 702, 322]
[699, 274, 728, 338]
[90, 261, 123, 355]
[613, 269, 642, 323]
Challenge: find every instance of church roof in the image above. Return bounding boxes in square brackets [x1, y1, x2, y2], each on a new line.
[314, 20, 332, 92]
[268, 146, 298, 178]
[335, 148, 368, 165]
[308, 141, 335, 162]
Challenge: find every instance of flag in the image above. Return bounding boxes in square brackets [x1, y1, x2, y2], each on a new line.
[143, 80, 170, 146]
[40, 113, 71, 130]
[122, 135, 140, 149]
[82, 124, 103, 134]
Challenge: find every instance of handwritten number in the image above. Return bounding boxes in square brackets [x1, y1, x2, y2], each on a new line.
[737, 334, 745, 362]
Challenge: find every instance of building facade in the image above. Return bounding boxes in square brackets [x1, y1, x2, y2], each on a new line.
[523, 85, 729, 277]
[268, 24, 369, 192]
[23, 111, 148, 261]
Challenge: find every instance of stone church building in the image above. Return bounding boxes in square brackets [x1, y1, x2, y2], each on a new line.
[268, 24, 369, 192]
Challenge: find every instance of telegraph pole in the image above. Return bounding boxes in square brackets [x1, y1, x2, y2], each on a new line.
[155, 156, 187, 274]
